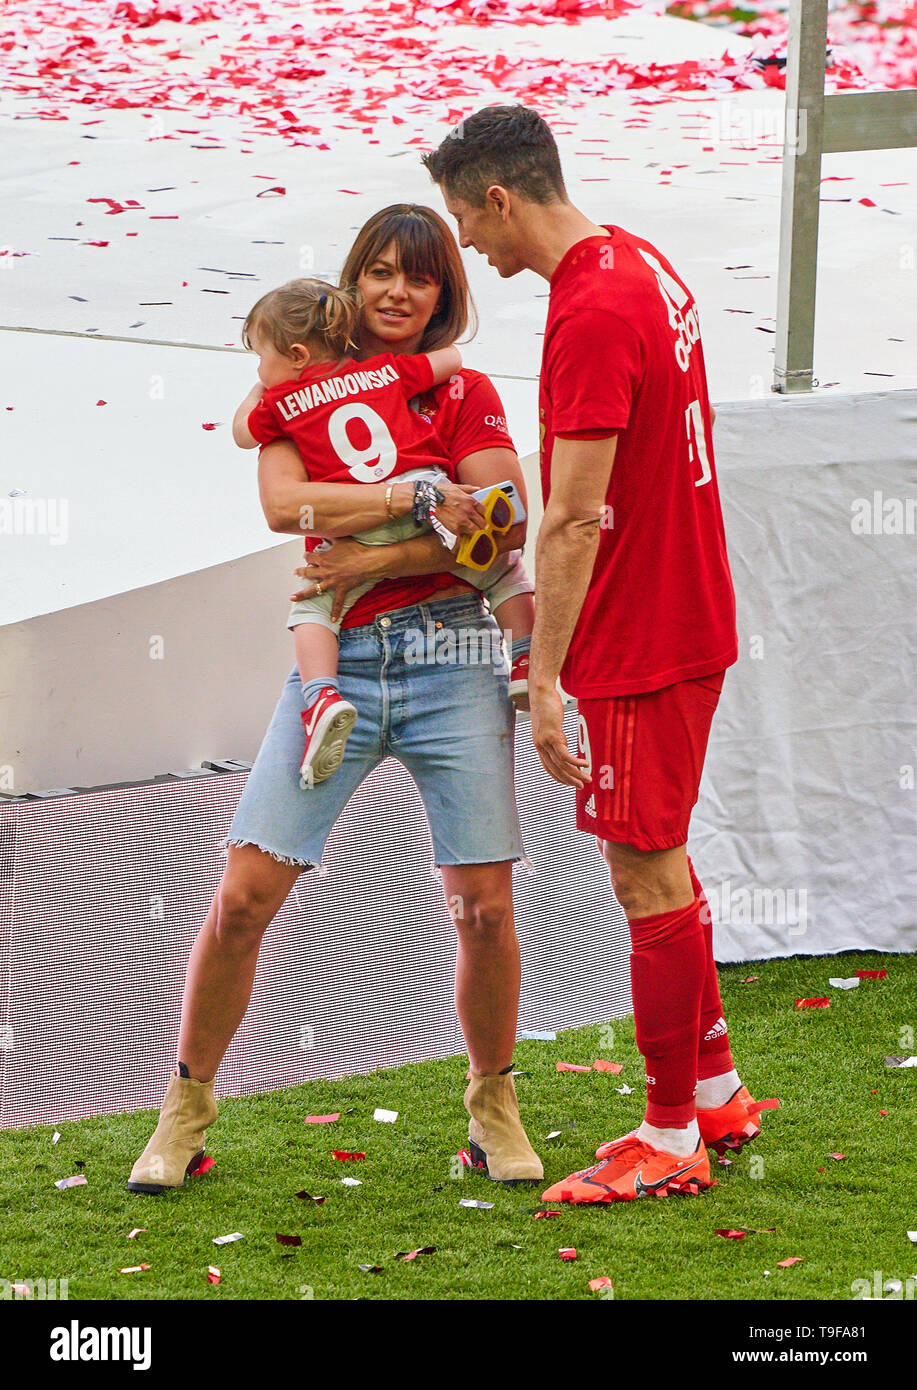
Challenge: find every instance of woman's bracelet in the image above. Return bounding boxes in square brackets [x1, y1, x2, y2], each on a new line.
[384, 483, 396, 519]
[412, 479, 445, 527]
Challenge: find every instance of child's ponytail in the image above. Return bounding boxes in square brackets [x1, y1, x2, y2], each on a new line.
[242, 278, 363, 360]
[315, 283, 362, 356]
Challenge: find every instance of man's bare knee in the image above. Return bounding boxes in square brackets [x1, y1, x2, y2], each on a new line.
[599, 839, 690, 919]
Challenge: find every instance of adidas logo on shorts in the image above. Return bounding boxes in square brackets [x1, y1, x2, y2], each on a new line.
[584, 794, 596, 818]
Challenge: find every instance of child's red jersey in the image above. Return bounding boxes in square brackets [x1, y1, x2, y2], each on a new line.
[248, 350, 446, 481]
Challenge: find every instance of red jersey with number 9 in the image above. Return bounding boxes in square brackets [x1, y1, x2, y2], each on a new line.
[248, 349, 449, 481]
[539, 225, 738, 698]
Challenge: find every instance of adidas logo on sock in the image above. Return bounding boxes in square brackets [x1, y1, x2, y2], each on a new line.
[704, 1016, 728, 1041]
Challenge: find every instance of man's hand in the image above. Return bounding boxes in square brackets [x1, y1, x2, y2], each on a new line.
[529, 681, 590, 789]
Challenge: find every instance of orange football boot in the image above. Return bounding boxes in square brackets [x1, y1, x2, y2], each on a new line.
[593, 1087, 779, 1163]
[543, 1135, 714, 1204]
[696, 1086, 779, 1156]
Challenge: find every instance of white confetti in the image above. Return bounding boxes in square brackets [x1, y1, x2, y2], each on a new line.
[907, 1232, 917, 1244]
[373, 1108, 398, 1123]
[127, 1228, 146, 1240]
[521, 1029, 556, 1041]
[459, 1198, 494, 1210]
[54, 1175, 87, 1189]
[828, 977, 860, 990]
[545, 1130, 563, 1140]
[615, 1084, 634, 1095]
[212, 1232, 244, 1246]
[340, 1177, 362, 1187]
[51, 1131, 61, 1144]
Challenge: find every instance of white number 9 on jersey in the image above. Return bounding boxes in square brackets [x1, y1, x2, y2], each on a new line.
[327, 403, 398, 482]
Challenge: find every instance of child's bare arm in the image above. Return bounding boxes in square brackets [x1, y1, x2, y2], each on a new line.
[424, 345, 462, 388]
[232, 381, 266, 449]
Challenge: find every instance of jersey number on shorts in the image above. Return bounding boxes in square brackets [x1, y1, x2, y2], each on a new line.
[685, 398, 712, 488]
[328, 403, 398, 483]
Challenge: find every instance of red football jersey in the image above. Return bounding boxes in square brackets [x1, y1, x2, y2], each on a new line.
[248, 350, 446, 481]
[539, 225, 738, 697]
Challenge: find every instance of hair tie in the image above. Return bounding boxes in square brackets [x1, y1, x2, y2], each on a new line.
[318, 293, 327, 307]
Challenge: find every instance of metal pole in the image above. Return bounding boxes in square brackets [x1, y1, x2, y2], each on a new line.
[774, 0, 828, 394]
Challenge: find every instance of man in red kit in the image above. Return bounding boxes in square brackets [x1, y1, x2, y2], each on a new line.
[423, 106, 776, 1203]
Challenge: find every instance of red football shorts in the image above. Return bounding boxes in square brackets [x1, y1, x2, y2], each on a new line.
[574, 670, 726, 852]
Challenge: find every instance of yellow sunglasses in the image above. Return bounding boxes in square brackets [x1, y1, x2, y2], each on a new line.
[455, 486, 515, 571]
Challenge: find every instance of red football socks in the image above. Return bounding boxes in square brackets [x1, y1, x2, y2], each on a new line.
[628, 897, 706, 1128]
[688, 857, 736, 1080]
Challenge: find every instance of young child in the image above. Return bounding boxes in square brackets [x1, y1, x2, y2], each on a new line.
[232, 277, 535, 787]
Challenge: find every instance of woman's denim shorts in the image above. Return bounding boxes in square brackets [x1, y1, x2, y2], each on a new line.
[224, 591, 525, 869]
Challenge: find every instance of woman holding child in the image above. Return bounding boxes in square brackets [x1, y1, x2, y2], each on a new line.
[127, 205, 544, 1193]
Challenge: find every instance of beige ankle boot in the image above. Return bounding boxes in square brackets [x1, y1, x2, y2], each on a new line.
[127, 1068, 218, 1194]
[464, 1071, 544, 1184]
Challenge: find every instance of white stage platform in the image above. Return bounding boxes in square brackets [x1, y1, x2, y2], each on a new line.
[1, 3, 915, 964]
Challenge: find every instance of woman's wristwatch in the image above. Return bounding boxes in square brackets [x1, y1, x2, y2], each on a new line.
[412, 478, 445, 526]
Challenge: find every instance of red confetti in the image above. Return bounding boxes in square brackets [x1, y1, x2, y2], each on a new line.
[716, 1229, 747, 1240]
[256, 186, 286, 198]
[828, 1153, 846, 1161]
[556, 1062, 591, 1073]
[332, 1151, 365, 1161]
[189, 1155, 215, 1177]
[201, 422, 220, 431]
[589, 1276, 613, 1292]
[592, 1060, 624, 1074]
[96, 400, 107, 407]
[304, 1114, 340, 1124]
[855, 969, 887, 979]
[276, 1233, 302, 1246]
[795, 998, 830, 1009]
[777, 1257, 803, 1268]
[859, 198, 877, 207]
[740, 976, 759, 983]
[207, 1266, 220, 1284]
[533, 1209, 562, 1220]
[559, 1248, 578, 1261]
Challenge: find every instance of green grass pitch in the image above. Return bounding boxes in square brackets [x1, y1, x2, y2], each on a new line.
[1, 951, 913, 1302]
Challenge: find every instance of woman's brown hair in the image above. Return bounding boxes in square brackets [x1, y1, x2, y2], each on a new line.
[242, 278, 362, 360]
[338, 204, 477, 352]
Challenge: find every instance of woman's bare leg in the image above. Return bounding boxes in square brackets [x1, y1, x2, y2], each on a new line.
[439, 860, 520, 1074]
[177, 844, 302, 1082]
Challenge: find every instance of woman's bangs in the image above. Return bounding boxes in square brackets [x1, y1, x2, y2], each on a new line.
[361, 210, 446, 286]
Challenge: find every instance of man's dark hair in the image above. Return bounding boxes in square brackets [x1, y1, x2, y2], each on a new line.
[422, 105, 566, 207]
